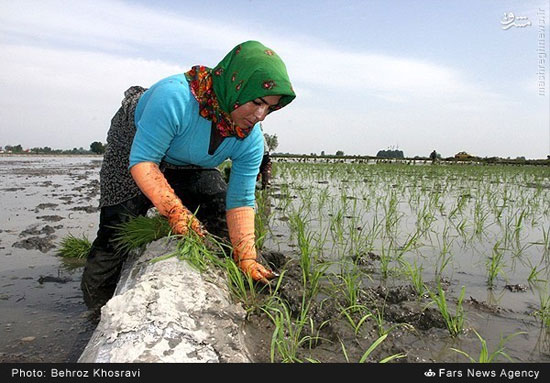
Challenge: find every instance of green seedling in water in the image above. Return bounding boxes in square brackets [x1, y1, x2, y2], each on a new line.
[532, 284, 550, 327]
[451, 329, 526, 362]
[404, 259, 426, 298]
[486, 241, 505, 289]
[340, 334, 407, 363]
[427, 284, 466, 337]
[58, 233, 92, 259]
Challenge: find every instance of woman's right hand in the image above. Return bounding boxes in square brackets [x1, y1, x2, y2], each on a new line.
[167, 205, 207, 237]
[130, 162, 206, 237]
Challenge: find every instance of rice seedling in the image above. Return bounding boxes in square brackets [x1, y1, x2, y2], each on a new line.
[288, 212, 329, 300]
[404, 259, 426, 298]
[526, 257, 546, 284]
[336, 302, 375, 338]
[169, 231, 222, 272]
[254, 188, 272, 250]
[339, 334, 407, 363]
[513, 208, 527, 241]
[455, 217, 469, 238]
[336, 265, 363, 310]
[486, 240, 506, 289]
[451, 329, 526, 362]
[112, 214, 171, 254]
[473, 199, 491, 237]
[378, 246, 392, 279]
[224, 257, 267, 314]
[57, 233, 92, 259]
[261, 297, 321, 363]
[434, 226, 455, 277]
[329, 209, 346, 255]
[416, 201, 436, 236]
[367, 301, 413, 337]
[383, 190, 402, 238]
[533, 225, 550, 261]
[532, 283, 550, 327]
[426, 284, 466, 337]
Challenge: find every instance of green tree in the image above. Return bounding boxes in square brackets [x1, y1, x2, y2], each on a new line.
[263, 133, 278, 152]
[376, 149, 404, 158]
[90, 141, 106, 154]
[6, 144, 24, 153]
[336, 150, 344, 156]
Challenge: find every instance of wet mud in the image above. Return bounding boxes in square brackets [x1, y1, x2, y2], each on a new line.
[0, 156, 102, 363]
[245, 250, 549, 363]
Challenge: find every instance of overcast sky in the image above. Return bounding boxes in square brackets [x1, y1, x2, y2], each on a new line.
[1, 0, 548, 158]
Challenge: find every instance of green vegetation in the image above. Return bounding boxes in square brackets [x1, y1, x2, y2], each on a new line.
[451, 329, 526, 362]
[427, 285, 466, 337]
[0, 141, 107, 155]
[57, 234, 92, 259]
[112, 214, 171, 254]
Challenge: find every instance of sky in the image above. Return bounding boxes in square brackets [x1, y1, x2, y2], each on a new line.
[0, 0, 549, 159]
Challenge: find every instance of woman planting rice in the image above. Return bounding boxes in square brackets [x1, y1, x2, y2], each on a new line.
[81, 41, 296, 309]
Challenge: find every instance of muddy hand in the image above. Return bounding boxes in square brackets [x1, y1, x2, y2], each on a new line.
[130, 162, 207, 238]
[168, 205, 207, 237]
[238, 259, 277, 284]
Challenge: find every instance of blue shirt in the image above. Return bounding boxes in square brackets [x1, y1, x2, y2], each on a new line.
[129, 74, 263, 210]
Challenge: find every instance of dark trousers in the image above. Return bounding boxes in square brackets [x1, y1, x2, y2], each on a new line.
[259, 153, 272, 190]
[81, 168, 228, 310]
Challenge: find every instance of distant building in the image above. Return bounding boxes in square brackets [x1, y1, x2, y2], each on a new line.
[454, 151, 473, 159]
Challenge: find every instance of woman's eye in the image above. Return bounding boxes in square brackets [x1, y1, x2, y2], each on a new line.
[252, 100, 262, 106]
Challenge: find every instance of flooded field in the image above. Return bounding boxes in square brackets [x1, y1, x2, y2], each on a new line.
[0, 155, 101, 362]
[1, 155, 549, 363]
[249, 160, 550, 362]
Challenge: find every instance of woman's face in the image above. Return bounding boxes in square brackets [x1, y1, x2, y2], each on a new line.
[230, 95, 282, 129]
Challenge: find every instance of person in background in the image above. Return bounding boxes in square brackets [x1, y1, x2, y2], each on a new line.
[430, 150, 438, 164]
[81, 41, 296, 310]
[257, 123, 272, 190]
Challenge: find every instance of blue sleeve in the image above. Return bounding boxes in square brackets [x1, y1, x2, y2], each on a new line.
[226, 128, 263, 210]
[129, 81, 187, 167]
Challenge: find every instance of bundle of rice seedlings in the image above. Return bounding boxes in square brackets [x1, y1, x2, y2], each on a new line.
[112, 214, 171, 254]
[58, 234, 92, 259]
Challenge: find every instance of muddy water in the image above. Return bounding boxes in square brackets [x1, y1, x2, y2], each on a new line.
[257, 163, 550, 363]
[0, 155, 101, 362]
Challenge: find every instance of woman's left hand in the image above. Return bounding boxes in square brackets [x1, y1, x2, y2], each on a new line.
[237, 259, 276, 284]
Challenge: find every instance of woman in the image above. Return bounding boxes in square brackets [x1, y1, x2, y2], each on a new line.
[81, 41, 295, 309]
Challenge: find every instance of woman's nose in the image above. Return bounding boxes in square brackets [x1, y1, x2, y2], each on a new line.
[254, 105, 269, 120]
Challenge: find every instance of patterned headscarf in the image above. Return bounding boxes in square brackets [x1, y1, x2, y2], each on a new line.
[185, 41, 296, 138]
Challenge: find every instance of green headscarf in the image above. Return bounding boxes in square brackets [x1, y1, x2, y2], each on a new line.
[185, 40, 295, 138]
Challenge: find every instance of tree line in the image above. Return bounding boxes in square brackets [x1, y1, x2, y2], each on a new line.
[1, 142, 106, 155]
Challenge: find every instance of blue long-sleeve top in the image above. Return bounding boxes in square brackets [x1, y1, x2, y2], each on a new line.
[129, 74, 263, 210]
